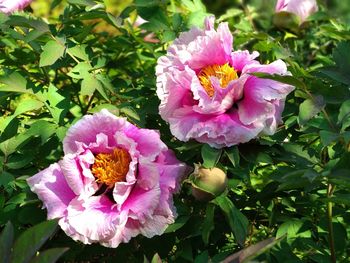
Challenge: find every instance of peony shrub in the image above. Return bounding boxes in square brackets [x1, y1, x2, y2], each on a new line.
[0, 0, 349, 262]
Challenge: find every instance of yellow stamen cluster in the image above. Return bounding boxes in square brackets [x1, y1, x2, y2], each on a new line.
[198, 63, 238, 97]
[91, 148, 131, 187]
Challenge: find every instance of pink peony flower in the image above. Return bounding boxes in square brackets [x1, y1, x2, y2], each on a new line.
[275, 0, 318, 24]
[27, 109, 189, 247]
[0, 0, 33, 13]
[156, 16, 294, 148]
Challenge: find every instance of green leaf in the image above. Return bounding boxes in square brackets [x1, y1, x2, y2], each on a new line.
[181, 0, 206, 12]
[333, 41, 350, 74]
[202, 203, 215, 245]
[67, 0, 96, 7]
[194, 251, 209, 263]
[214, 195, 249, 246]
[319, 130, 339, 146]
[298, 96, 325, 125]
[81, 73, 101, 96]
[276, 219, 311, 241]
[0, 221, 14, 263]
[11, 220, 58, 263]
[225, 146, 240, 167]
[164, 216, 190, 233]
[187, 11, 210, 28]
[0, 72, 34, 94]
[68, 62, 92, 80]
[39, 40, 66, 67]
[221, 237, 284, 263]
[13, 98, 44, 117]
[68, 45, 89, 61]
[29, 248, 68, 263]
[201, 144, 222, 168]
[120, 106, 140, 121]
[0, 172, 15, 190]
[338, 99, 350, 130]
[46, 84, 69, 124]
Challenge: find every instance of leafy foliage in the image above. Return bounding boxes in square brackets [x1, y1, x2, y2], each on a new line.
[0, 0, 350, 262]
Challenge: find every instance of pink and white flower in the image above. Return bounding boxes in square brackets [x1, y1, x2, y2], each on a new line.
[275, 0, 318, 24]
[27, 109, 189, 248]
[0, 0, 33, 13]
[156, 16, 294, 148]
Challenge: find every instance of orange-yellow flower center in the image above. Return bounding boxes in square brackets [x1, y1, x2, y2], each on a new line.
[91, 148, 131, 187]
[198, 63, 238, 97]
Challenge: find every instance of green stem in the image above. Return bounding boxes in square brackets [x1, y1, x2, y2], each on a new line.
[327, 183, 336, 263]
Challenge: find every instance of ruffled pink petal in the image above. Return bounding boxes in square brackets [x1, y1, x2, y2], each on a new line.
[191, 73, 246, 115]
[157, 150, 190, 193]
[112, 181, 134, 209]
[65, 196, 119, 244]
[231, 50, 260, 73]
[238, 60, 294, 125]
[261, 99, 285, 135]
[132, 214, 175, 238]
[168, 110, 262, 148]
[121, 185, 161, 223]
[59, 150, 97, 197]
[157, 69, 194, 120]
[136, 162, 160, 190]
[164, 16, 233, 72]
[63, 109, 131, 154]
[26, 163, 75, 219]
[124, 126, 167, 161]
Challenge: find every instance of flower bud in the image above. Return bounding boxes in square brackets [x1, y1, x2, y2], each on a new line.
[190, 165, 228, 201]
[274, 0, 318, 27]
[273, 11, 300, 32]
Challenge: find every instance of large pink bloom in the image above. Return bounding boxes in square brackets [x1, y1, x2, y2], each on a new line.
[275, 0, 318, 24]
[156, 16, 294, 148]
[27, 110, 189, 248]
[0, 0, 33, 13]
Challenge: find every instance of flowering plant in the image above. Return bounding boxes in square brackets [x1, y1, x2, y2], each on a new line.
[1, 0, 349, 262]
